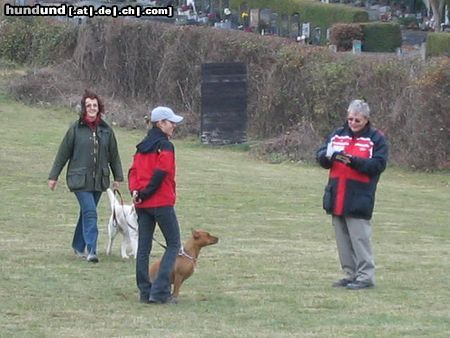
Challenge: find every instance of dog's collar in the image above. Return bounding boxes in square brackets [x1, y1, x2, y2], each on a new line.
[179, 246, 196, 263]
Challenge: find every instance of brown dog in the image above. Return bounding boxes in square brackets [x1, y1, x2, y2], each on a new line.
[149, 229, 219, 300]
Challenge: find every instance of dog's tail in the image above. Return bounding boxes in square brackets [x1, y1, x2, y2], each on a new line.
[106, 188, 118, 212]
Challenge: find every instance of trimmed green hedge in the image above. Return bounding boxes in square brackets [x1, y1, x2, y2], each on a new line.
[230, 0, 368, 43]
[361, 22, 401, 52]
[426, 32, 450, 57]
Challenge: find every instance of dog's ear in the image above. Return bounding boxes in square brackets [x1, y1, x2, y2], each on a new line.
[192, 228, 200, 239]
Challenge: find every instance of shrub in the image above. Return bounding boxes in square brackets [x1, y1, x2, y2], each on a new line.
[31, 20, 78, 65]
[0, 17, 77, 65]
[426, 32, 450, 57]
[0, 18, 33, 63]
[330, 23, 363, 51]
[390, 58, 450, 169]
[7, 18, 450, 169]
[361, 22, 402, 52]
[397, 16, 419, 29]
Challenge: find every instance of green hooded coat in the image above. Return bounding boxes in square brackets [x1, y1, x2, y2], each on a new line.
[48, 118, 124, 192]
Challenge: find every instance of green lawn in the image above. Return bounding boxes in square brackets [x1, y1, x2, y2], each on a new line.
[0, 93, 449, 337]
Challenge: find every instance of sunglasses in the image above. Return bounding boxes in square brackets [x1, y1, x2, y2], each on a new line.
[347, 117, 364, 123]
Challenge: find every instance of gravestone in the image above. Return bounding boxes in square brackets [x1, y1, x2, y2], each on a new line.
[313, 26, 321, 45]
[302, 22, 310, 40]
[290, 13, 300, 39]
[259, 8, 272, 33]
[352, 39, 362, 54]
[280, 14, 289, 37]
[269, 12, 279, 35]
[249, 8, 259, 29]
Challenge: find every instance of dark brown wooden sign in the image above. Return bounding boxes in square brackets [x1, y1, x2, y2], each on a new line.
[201, 62, 247, 145]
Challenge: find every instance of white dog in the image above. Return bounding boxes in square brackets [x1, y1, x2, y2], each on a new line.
[105, 188, 139, 259]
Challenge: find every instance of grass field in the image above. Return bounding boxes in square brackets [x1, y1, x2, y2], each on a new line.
[0, 91, 449, 337]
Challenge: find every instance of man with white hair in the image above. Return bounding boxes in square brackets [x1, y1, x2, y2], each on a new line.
[316, 99, 388, 290]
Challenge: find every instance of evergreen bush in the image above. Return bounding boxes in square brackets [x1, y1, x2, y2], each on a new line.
[426, 32, 450, 57]
[361, 22, 402, 52]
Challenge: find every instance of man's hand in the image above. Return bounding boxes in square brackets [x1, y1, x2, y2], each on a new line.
[334, 153, 352, 165]
[326, 142, 337, 159]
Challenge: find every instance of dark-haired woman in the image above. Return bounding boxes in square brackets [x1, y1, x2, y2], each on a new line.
[48, 90, 123, 263]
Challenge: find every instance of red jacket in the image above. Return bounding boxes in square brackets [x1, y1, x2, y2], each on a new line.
[316, 122, 388, 219]
[128, 129, 176, 208]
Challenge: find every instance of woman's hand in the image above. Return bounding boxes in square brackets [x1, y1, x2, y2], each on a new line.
[48, 180, 58, 191]
[132, 190, 142, 204]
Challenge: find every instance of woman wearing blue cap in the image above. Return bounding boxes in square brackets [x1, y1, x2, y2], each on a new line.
[128, 106, 183, 304]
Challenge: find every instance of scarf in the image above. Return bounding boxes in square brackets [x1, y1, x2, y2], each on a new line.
[83, 113, 101, 131]
[136, 127, 168, 154]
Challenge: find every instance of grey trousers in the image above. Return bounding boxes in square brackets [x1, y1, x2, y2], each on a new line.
[332, 215, 375, 285]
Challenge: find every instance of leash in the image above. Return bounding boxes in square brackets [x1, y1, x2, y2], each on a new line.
[112, 189, 138, 232]
[115, 188, 195, 262]
[113, 188, 169, 249]
[152, 236, 167, 249]
[151, 239, 196, 265]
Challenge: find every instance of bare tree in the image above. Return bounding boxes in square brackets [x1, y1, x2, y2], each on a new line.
[428, 0, 447, 31]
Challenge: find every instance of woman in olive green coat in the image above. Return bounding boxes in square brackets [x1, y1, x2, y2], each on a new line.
[48, 90, 124, 263]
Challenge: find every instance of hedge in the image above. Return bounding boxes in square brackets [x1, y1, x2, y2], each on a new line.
[4, 18, 449, 169]
[426, 32, 450, 57]
[0, 17, 77, 65]
[361, 22, 401, 52]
